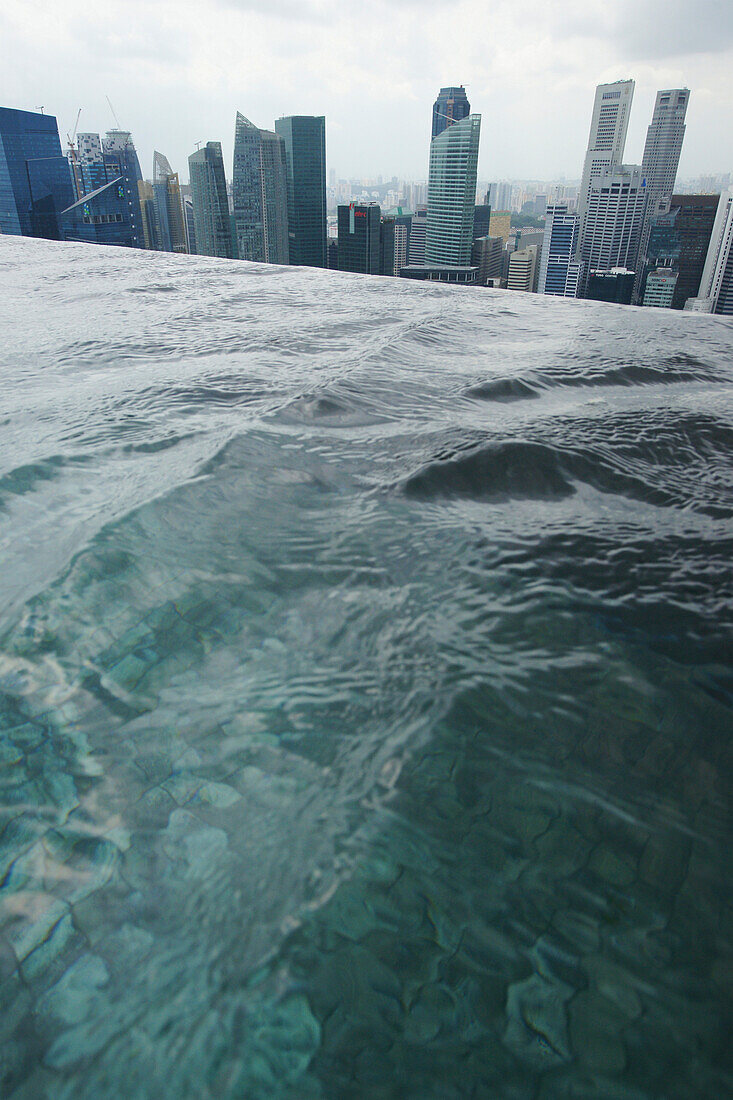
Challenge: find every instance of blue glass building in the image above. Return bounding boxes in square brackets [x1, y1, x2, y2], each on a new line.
[431, 87, 470, 140]
[59, 177, 139, 247]
[0, 107, 75, 239]
[188, 141, 234, 258]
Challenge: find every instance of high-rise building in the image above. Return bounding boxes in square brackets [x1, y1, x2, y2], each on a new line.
[408, 208, 427, 264]
[473, 203, 491, 240]
[188, 141, 234, 259]
[232, 113, 289, 265]
[137, 181, 159, 250]
[538, 204, 583, 297]
[694, 187, 733, 314]
[633, 89, 689, 300]
[579, 165, 648, 285]
[0, 107, 75, 239]
[183, 198, 197, 255]
[100, 130, 144, 248]
[642, 268, 678, 307]
[379, 211, 412, 276]
[152, 151, 187, 253]
[586, 268, 635, 304]
[337, 203, 380, 273]
[425, 114, 481, 267]
[577, 80, 634, 234]
[507, 245, 539, 292]
[432, 86, 470, 140]
[471, 235, 504, 285]
[274, 116, 326, 268]
[59, 177, 138, 247]
[640, 194, 719, 308]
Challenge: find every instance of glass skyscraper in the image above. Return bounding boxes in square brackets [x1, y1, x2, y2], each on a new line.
[337, 203, 381, 273]
[538, 204, 583, 297]
[232, 113, 289, 265]
[425, 114, 481, 267]
[274, 116, 326, 268]
[188, 142, 234, 259]
[0, 107, 75, 239]
[432, 87, 470, 140]
[153, 151, 187, 254]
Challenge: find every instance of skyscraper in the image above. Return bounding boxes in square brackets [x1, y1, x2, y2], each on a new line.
[577, 80, 634, 233]
[59, 177, 138, 247]
[425, 114, 481, 267]
[0, 107, 75, 239]
[274, 116, 326, 268]
[101, 130, 145, 248]
[538, 204, 583, 297]
[641, 193, 719, 308]
[633, 89, 689, 300]
[232, 113, 289, 265]
[153, 151, 187, 253]
[188, 141, 234, 259]
[507, 245, 539, 292]
[337, 203, 380, 273]
[579, 165, 648, 278]
[694, 187, 733, 314]
[432, 87, 470, 139]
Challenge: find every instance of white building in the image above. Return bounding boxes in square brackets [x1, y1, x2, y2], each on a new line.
[642, 267, 678, 307]
[507, 245, 539, 292]
[693, 187, 733, 315]
[577, 80, 634, 234]
[579, 165, 648, 280]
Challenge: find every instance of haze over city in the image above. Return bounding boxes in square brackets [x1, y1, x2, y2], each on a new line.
[2, 0, 732, 181]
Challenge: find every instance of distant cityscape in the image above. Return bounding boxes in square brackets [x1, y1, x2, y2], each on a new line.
[1, 82, 732, 314]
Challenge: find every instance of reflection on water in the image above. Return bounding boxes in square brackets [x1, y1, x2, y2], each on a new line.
[0, 238, 732, 1098]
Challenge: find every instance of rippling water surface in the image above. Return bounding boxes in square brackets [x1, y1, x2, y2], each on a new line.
[1, 238, 732, 1098]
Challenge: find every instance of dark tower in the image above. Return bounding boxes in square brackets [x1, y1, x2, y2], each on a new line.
[432, 86, 470, 140]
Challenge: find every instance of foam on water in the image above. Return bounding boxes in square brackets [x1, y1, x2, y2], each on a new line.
[1, 238, 732, 1098]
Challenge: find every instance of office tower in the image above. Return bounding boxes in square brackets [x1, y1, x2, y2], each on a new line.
[432, 86, 470, 139]
[586, 268, 635, 304]
[633, 89, 689, 300]
[473, 203, 491, 239]
[232, 112, 289, 265]
[642, 268, 678, 307]
[0, 107, 75, 238]
[408, 209, 427, 264]
[152, 151, 187, 253]
[425, 114, 481, 266]
[59, 177, 138, 247]
[641, 194, 719, 308]
[577, 80, 634, 233]
[579, 165, 648, 283]
[379, 211, 412, 276]
[488, 210, 511, 243]
[72, 132, 109, 199]
[538, 204, 582, 296]
[533, 194, 547, 217]
[693, 188, 733, 314]
[100, 130, 144, 247]
[507, 245, 539, 292]
[137, 181, 159, 249]
[471, 235, 504, 285]
[337, 203, 380, 273]
[183, 198, 196, 254]
[327, 239, 339, 270]
[274, 116, 326, 268]
[188, 141, 234, 258]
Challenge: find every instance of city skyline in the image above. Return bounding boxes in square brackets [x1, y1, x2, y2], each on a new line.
[2, 0, 732, 184]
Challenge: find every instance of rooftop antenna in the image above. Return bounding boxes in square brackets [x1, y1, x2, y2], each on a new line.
[36, 106, 45, 114]
[106, 95, 122, 130]
[194, 141, 203, 150]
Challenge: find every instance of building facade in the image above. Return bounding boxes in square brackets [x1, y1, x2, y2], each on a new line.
[59, 177, 137, 247]
[471, 235, 504, 285]
[432, 87, 470, 140]
[152, 151, 187, 253]
[0, 107, 75, 239]
[633, 88, 689, 300]
[188, 141, 234, 258]
[695, 187, 733, 314]
[538, 204, 583, 297]
[232, 113, 289, 265]
[337, 203, 380, 273]
[579, 165, 647, 286]
[507, 245, 539, 292]
[642, 267, 678, 307]
[577, 80, 634, 233]
[274, 116, 326, 268]
[425, 113, 481, 267]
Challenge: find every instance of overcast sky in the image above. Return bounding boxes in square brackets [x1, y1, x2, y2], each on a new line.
[3, 0, 732, 184]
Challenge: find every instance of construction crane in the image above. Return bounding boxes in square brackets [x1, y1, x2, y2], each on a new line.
[106, 96, 122, 131]
[67, 108, 83, 201]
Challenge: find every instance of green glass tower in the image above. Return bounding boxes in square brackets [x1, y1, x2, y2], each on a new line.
[425, 114, 481, 267]
[274, 116, 326, 268]
[188, 141, 234, 259]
